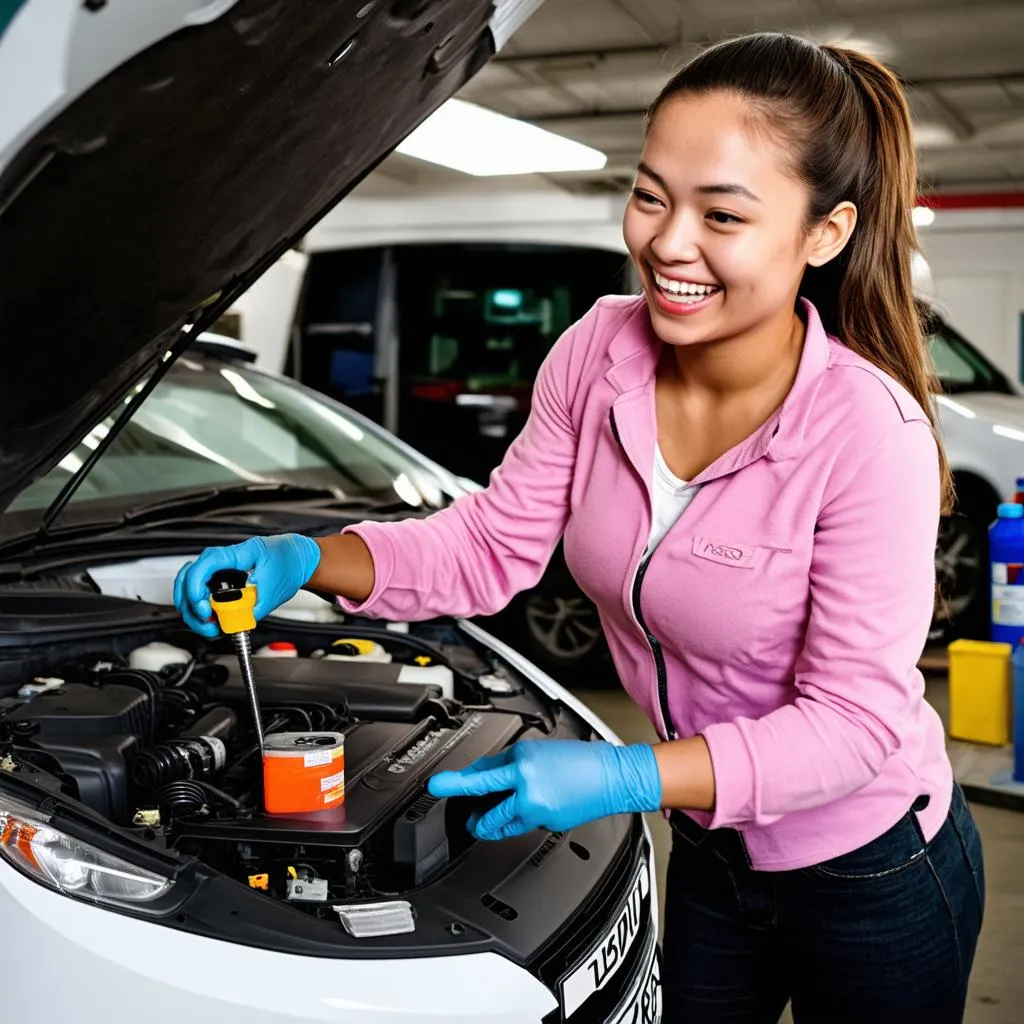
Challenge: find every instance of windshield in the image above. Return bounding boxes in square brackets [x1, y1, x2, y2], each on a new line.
[928, 319, 1013, 396]
[8, 353, 452, 519]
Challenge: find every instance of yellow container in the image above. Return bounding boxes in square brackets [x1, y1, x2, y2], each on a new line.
[947, 639, 1013, 745]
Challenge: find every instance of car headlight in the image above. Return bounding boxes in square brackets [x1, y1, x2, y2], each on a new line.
[0, 798, 171, 905]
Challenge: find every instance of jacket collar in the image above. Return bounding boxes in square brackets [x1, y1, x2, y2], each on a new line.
[604, 296, 833, 470]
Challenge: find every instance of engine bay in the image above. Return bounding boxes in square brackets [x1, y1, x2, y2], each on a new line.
[0, 619, 569, 914]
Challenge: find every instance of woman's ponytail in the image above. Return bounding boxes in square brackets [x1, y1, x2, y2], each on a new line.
[824, 46, 953, 514]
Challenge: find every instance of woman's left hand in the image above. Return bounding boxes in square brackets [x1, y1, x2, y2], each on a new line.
[427, 738, 662, 840]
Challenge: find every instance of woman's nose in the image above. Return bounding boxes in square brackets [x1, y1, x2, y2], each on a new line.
[650, 214, 702, 264]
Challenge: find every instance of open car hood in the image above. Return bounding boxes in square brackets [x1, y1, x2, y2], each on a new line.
[0, 0, 535, 517]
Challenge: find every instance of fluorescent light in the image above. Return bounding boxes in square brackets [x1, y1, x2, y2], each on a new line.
[913, 206, 936, 227]
[492, 288, 523, 308]
[396, 99, 607, 176]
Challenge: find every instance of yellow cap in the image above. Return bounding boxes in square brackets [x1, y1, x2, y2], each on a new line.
[330, 638, 377, 656]
[210, 584, 257, 634]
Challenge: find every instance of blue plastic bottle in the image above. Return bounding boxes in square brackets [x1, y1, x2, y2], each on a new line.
[989, 502, 1024, 644]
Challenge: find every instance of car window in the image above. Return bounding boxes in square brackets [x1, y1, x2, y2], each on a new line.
[928, 322, 1011, 395]
[9, 355, 451, 514]
[396, 243, 629, 390]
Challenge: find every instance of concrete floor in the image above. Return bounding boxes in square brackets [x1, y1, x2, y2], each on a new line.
[576, 674, 1024, 1024]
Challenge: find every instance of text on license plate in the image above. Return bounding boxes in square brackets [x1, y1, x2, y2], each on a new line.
[561, 860, 651, 1018]
[611, 952, 661, 1024]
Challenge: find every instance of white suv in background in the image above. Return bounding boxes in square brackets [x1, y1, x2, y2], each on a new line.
[927, 306, 1024, 635]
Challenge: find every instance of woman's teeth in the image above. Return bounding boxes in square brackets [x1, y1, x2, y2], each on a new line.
[652, 270, 721, 303]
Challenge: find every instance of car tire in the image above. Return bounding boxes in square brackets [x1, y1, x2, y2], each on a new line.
[483, 551, 615, 686]
[935, 476, 999, 640]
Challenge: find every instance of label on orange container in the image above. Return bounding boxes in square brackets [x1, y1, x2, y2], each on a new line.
[263, 732, 346, 815]
[303, 748, 339, 768]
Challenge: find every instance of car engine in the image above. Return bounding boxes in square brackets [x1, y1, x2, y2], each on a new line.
[0, 623, 558, 912]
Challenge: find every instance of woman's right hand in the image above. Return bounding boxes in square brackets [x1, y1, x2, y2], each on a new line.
[173, 533, 322, 638]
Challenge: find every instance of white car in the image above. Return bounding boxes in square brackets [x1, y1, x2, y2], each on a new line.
[0, 4, 660, 1023]
[927, 308, 1024, 635]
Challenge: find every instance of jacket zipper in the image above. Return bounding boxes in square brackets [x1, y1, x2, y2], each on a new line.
[611, 408, 678, 742]
[631, 553, 677, 741]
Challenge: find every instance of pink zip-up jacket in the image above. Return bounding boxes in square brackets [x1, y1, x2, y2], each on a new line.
[338, 295, 951, 871]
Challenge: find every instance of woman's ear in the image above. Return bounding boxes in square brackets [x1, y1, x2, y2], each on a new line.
[806, 201, 858, 267]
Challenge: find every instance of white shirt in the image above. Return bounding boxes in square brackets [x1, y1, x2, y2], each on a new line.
[645, 446, 700, 557]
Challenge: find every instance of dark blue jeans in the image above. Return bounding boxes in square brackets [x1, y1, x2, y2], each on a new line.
[662, 784, 985, 1022]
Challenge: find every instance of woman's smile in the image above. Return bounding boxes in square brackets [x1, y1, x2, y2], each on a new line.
[648, 264, 724, 316]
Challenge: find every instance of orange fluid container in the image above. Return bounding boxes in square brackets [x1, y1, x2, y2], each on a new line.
[262, 732, 345, 814]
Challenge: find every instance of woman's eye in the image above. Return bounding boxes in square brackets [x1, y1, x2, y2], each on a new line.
[632, 188, 662, 207]
[708, 210, 742, 225]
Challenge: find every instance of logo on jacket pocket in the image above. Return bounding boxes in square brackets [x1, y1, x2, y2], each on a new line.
[691, 536, 760, 568]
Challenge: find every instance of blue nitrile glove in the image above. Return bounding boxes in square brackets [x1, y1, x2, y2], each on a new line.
[173, 533, 322, 638]
[427, 739, 662, 841]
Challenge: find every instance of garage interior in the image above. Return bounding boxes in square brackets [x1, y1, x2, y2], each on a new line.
[357, 1, 1024, 1020]
[4, 0, 1024, 1021]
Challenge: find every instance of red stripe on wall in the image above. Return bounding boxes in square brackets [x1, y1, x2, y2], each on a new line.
[918, 193, 1024, 210]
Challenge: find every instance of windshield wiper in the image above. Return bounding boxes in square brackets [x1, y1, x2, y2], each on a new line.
[113, 482, 438, 529]
[0, 514, 278, 563]
[121, 482, 367, 522]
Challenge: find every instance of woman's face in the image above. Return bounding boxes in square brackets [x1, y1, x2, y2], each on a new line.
[623, 90, 824, 349]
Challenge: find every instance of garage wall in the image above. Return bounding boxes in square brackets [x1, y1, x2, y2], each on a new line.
[305, 185, 630, 254]
[225, 248, 308, 373]
[918, 209, 1024, 383]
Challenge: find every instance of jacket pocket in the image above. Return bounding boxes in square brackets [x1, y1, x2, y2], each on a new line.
[653, 535, 802, 670]
[690, 536, 763, 569]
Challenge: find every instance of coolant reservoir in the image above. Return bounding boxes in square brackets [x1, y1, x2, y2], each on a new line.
[129, 642, 190, 672]
[397, 664, 454, 700]
[322, 637, 454, 698]
[324, 638, 392, 663]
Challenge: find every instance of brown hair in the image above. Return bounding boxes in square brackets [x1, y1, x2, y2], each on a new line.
[648, 33, 953, 513]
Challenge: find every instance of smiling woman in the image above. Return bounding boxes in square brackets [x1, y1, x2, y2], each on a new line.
[172, 32, 982, 1024]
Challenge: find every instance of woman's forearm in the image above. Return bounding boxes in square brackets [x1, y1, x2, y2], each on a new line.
[654, 735, 717, 812]
[309, 533, 376, 603]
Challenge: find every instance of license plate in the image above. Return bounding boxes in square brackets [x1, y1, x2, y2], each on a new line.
[610, 950, 661, 1024]
[561, 859, 651, 1018]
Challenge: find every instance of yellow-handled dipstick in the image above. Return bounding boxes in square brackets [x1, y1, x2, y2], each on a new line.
[208, 569, 264, 753]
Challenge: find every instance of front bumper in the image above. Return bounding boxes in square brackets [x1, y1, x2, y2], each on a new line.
[0, 856, 558, 1023]
[0, 837, 661, 1024]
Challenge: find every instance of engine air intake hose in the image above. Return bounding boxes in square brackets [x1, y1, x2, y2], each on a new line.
[157, 780, 207, 820]
[133, 734, 229, 789]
